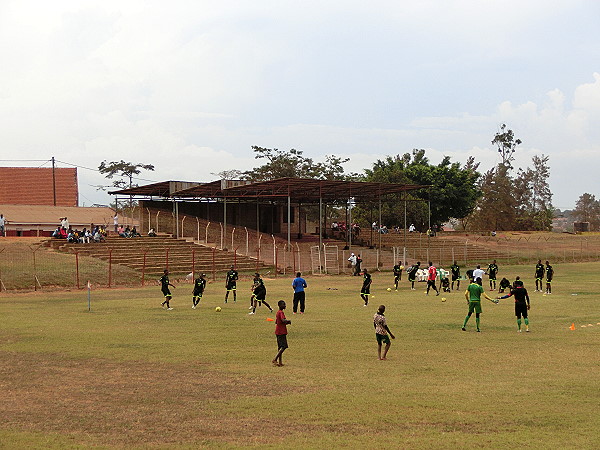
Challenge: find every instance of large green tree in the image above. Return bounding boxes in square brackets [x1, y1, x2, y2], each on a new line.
[242, 146, 352, 181]
[357, 149, 481, 229]
[573, 193, 600, 230]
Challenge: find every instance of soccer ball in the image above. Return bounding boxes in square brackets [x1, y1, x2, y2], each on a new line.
[387, 287, 392, 291]
[441, 297, 447, 302]
[215, 306, 222, 312]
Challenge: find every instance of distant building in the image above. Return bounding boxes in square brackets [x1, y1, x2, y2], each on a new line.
[0, 167, 78, 206]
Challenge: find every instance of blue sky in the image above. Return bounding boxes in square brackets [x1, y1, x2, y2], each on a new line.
[1, 0, 599, 209]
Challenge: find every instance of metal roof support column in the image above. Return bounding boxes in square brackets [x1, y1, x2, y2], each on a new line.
[256, 198, 260, 240]
[175, 201, 180, 239]
[319, 189, 323, 250]
[346, 200, 351, 248]
[378, 195, 382, 251]
[404, 191, 407, 254]
[223, 196, 227, 249]
[287, 194, 291, 250]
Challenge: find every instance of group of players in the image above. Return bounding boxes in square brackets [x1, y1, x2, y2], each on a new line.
[387, 259, 554, 295]
[158, 265, 309, 316]
[358, 258, 556, 333]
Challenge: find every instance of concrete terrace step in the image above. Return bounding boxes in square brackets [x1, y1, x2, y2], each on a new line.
[43, 235, 269, 275]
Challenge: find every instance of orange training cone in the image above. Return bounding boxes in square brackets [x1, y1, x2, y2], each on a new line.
[569, 323, 575, 330]
[266, 317, 274, 322]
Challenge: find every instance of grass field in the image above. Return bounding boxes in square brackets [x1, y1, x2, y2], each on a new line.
[1, 263, 599, 448]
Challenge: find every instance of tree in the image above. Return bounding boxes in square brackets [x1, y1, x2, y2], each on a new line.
[492, 123, 522, 169]
[357, 149, 481, 229]
[573, 193, 600, 230]
[98, 160, 155, 190]
[242, 146, 352, 181]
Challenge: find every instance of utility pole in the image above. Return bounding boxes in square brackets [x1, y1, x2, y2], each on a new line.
[51, 156, 56, 206]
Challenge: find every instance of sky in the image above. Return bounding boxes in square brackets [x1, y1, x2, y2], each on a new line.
[1, 0, 599, 210]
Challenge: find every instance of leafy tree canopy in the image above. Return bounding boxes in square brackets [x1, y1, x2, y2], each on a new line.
[242, 146, 353, 181]
[359, 149, 481, 228]
[98, 160, 155, 190]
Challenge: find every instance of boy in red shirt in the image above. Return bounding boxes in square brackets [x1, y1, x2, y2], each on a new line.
[426, 261, 440, 296]
[272, 300, 292, 367]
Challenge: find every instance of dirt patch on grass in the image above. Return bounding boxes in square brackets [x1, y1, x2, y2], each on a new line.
[0, 351, 299, 447]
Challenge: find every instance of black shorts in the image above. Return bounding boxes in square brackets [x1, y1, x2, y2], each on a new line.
[226, 282, 237, 291]
[361, 287, 370, 295]
[427, 280, 436, 288]
[276, 334, 288, 350]
[254, 287, 266, 301]
[193, 291, 203, 298]
[515, 303, 528, 319]
[162, 288, 171, 297]
[452, 274, 459, 281]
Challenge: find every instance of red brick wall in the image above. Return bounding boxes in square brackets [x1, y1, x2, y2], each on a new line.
[0, 167, 78, 206]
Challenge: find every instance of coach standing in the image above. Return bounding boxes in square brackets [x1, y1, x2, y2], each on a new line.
[292, 272, 308, 314]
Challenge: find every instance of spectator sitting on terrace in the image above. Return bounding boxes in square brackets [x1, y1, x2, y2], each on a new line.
[409, 223, 416, 233]
[379, 225, 388, 234]
[331, 222, 338, 231]
[131, 226, 141, 237]
[52, 226, 62, 238]
[124, 226, 132, 237]
[67, 229, 76, 243]
[93, 228, 105, 242]
[148, 228, 157, 237]
[118, 226, 127, 237]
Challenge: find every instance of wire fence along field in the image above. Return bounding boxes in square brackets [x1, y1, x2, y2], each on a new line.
[2, 232, 600, 292]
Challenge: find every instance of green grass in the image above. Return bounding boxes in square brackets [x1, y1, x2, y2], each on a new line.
[1, 263, 599, 448]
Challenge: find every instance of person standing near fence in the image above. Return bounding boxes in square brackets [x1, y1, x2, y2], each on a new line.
[224, 265, 238, 303]
[534, 260, 545, 292]
[292, 272, 307, 314]
[0, 214, 5, 237]
[486, 260, 499, 291]
[545, 261, 554, 294]
[113, 214, 119, 233]
[361, 268, 372, 306]
[355, 254, 363, 276]
[160, 269, 176, 310]
[450, 261, 461, 291]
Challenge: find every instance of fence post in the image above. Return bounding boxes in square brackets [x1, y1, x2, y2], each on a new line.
[257, 235, 263, 272]
[232, 227, 236, 251]
[141, 251, 147, 286]
[275, 246, 278, 278]
[155, 211, 160, 233]
[212, 247, 216, 281]
[245, 227, 249, 256]
[205, 222, 211, 245]
[296, 243, 300, 273]
[234, 247, 238, 267]
[196, 217, 200, 242]
[32, 249, 37, 291]
[192, 249, 196, 281]
[75, 252, 80, 289]
[166, 248, 169, 272]
[108, 249, 112, 288]
[219, 223, 224, 249]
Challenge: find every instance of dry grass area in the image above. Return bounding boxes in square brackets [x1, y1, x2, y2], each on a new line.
[1, 262, 599, 448]
[0, 351, 300, 447]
